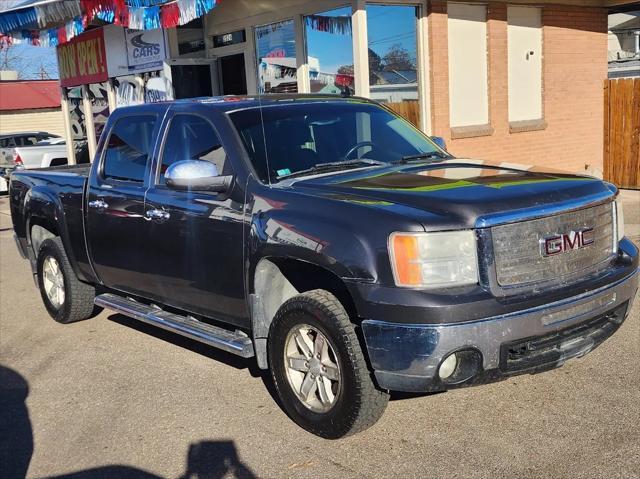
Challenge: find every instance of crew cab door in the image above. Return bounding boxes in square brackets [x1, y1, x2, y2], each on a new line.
[143, 109, 248, 327]
[86, 113, 161, 297]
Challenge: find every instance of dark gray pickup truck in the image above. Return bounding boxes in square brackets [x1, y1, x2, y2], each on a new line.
[8, 95, 639, 438]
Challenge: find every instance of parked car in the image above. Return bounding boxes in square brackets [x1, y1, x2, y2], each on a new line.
[8, 96, 638, 438]
[0, 131, 60, 163]
[0, 133, 67, 193]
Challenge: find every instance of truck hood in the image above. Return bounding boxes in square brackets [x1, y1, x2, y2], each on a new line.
[290, 160, 615, 229]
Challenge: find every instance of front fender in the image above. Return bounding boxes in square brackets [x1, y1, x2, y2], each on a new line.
[247, 208, 376, 284]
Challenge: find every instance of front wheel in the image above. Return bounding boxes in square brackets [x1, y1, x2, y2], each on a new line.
[36, 237, 100, 324]
[268, 289, 389, 438]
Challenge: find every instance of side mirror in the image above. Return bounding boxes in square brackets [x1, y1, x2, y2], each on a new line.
[431, 136, 447, 151]
[165, 159, 232, 193]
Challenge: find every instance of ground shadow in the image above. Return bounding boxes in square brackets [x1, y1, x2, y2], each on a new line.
[107, 312, 284, 413]
[107, 313, 438, 406]
[48, 441, 256, 479]
[390, 390, 443, 401]
[106, 313, 263, 378]
[0, 365, 33, 479]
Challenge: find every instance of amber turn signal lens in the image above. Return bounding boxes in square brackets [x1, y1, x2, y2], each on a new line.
[391, 234, 421, 286]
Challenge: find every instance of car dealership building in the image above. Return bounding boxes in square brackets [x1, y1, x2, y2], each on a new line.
[0, 0, 636, 174]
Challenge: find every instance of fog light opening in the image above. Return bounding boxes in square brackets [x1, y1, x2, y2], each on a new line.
[438, 353, 458, 380]
[438, 349, 483, 385]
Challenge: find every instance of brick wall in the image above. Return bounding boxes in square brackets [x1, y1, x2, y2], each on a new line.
[428, 2, 608, 175]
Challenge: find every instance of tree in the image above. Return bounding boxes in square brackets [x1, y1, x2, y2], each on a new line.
[0, 41, 26, 77]
[0, 40, 57, 79]
[337, 64, 354, 75]
[382, 43, 415, 72]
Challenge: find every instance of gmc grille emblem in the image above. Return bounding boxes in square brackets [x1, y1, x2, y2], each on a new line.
[540, 228, 595, 257]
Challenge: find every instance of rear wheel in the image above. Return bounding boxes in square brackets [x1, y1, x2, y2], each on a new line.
[268, 289, 389, 438]
[36, 237, 99, 323]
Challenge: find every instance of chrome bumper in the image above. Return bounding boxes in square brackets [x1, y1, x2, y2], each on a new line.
[362, 268, 639, 392]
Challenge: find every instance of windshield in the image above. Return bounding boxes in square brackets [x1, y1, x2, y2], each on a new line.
[228, 101, 442, 183]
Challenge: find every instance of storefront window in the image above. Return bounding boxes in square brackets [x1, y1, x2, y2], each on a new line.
[305, 6, 354, 95]
[366, 5, 419, 125]
[256, 19, 297, 94]
[90, 82, 109, 142]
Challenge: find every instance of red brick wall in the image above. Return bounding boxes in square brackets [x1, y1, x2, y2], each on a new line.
[428, 2, 608, 175]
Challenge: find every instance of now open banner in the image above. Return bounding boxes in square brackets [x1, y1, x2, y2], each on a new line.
[57, 28, 108, 88]
[57, 26, 168, 88]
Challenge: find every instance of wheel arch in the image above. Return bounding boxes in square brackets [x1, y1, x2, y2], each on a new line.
[23, 187, 82, 281]
[250, 257, 359, 369]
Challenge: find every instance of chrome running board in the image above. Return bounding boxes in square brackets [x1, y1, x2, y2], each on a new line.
[95, 293, 254, 358]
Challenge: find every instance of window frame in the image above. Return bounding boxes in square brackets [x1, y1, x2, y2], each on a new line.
[447, 1, 491, 135]
[98, 113, 159, 186]
[507, 5, 546, 132]
[154, 111, 230, 188]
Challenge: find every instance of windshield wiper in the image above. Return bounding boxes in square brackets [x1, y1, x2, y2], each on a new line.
[395, 151, 450, 164]
[276, 159, 385, 180]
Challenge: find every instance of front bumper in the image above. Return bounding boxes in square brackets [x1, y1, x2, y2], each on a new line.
[362, 267, 638, 392]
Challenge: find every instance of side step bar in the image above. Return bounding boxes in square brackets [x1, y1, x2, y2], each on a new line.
[95, 293, 254, 358]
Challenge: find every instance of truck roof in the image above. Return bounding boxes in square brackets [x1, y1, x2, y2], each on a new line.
[113, 94, 375, 115]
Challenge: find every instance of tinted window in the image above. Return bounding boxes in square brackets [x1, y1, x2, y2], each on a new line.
[229, 102, 439, 183]
[103, 115, 157, 182]
[159, 115, 228, 184]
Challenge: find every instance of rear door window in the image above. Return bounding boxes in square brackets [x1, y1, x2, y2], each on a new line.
[102, 115, 157, 182]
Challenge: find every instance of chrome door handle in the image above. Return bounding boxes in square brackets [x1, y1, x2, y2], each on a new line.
[88, 199, 108, 211]
[145, 209, 170, 222]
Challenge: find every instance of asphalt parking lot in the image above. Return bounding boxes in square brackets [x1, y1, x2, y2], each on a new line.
[1, 191, 639, 479]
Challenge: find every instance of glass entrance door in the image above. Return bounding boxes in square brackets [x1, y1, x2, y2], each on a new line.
[219, 53, 248, 95]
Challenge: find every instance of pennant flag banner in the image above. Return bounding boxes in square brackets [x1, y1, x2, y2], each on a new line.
[160, 1, 180, 28]
[128, 0, 167, 6]
[0, 7, 38, 33]
[37, 1, 83, 28]
[0, 0, 219, 45]
[305, 15, 351, 36]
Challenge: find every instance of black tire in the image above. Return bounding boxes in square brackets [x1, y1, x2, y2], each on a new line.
[268, 289, 389, 438]
[36, 237, 99, 324]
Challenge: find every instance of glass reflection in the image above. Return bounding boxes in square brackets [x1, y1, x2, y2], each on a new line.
[304, 6, 354, 95]
[256, 19, 298, 94]
[366, 5, 419, 126]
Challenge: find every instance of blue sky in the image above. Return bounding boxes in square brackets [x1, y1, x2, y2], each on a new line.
[8, 43, 59, 79]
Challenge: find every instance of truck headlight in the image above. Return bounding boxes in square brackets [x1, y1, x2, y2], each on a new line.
[615, 199, 625, 243]
[389, 231, 479, 288]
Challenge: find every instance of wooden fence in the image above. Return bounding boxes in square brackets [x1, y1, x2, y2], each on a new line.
[386, 100, 420, 129]
[604, 78, 640, 189]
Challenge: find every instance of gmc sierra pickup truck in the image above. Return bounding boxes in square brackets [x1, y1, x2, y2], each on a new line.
[8, 95, 639, 439]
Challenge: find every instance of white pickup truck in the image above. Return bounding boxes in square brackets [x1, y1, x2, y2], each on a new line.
[0, 132, 68, 193]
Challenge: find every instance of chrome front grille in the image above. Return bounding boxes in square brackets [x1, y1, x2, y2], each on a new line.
[492, 203, 615, 287]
